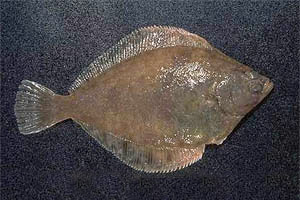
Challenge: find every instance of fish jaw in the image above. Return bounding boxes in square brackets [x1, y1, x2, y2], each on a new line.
[262, 79, 274, 96]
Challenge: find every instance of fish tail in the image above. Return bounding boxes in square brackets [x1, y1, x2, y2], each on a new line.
[14, 80, 69, 135]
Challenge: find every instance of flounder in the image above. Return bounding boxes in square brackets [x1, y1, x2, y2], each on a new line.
[14, 26, 273, 173]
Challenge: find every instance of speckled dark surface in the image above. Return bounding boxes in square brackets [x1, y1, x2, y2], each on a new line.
[1, 1, 299, 200]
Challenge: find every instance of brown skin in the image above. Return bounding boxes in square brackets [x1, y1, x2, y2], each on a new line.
[55, 46, 273, 149]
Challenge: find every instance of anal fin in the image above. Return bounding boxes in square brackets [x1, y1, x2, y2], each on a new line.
[77, 121, 205, 173]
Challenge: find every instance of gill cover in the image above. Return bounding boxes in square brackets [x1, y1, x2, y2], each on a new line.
[215, 70, 269, 116]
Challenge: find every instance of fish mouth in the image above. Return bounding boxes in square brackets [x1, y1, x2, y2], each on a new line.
[262, 79, 274, 95]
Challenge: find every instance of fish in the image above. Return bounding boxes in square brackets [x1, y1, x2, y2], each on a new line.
[14, 26, 273, 173]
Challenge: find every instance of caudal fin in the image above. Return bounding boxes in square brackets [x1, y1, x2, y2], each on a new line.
[14, 80, 61, 135]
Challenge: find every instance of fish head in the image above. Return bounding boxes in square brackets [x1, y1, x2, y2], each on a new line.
[215, 68, 273, 117]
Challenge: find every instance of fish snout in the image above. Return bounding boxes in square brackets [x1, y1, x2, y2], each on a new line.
[262, 78, 274, 94]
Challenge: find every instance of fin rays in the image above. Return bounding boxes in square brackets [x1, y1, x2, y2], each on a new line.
[69, 26, 212, 92]
[77, 121, 205, 173]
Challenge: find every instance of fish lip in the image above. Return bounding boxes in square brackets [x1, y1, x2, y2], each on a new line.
[263, 79, 274, 94]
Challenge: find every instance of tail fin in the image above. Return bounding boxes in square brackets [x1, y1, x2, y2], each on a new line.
[14, 80, 62, 135]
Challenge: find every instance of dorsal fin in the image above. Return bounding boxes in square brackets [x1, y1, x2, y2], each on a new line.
[68, 26, 213, 92]
[77, 121, 205, 173]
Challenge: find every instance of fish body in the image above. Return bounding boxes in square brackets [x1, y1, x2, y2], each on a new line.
[14, 26, 273, 173]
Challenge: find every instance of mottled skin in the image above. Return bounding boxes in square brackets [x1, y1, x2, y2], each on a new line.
[56, 46, 273, 149]
[14, 26, 274, 172]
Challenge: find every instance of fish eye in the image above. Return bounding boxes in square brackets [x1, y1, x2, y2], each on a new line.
[249, 80, 263, 93]
[245, 71, 259, 80]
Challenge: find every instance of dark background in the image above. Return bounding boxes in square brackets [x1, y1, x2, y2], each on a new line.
[1, 1, 299, 200]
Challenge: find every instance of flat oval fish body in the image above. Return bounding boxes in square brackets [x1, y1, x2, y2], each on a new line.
[73, 47, 242, 148]
[14, 26, 274, 173]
